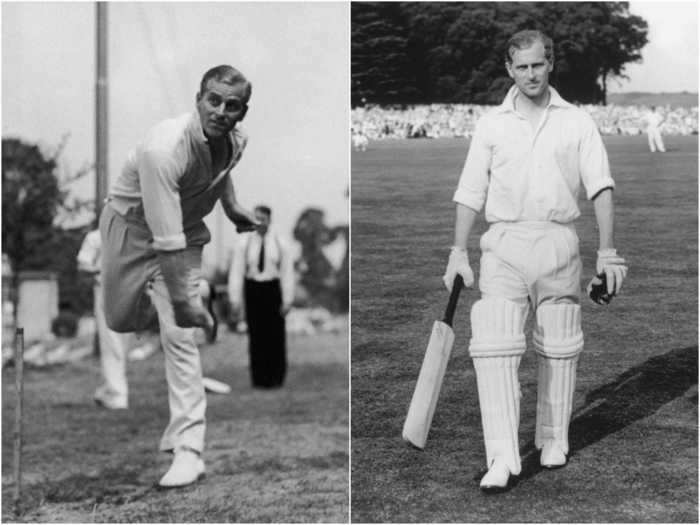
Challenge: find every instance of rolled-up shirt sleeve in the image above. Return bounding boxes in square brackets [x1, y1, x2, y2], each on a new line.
[138, 149, 187, 251]
[579, 115, 615, 200]
[453, 119, 491, 211]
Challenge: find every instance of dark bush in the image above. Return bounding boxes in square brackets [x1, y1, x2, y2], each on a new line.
[51, 310, 79, 338]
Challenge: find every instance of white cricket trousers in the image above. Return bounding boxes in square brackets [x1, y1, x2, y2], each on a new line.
[647, 127, 666, 153]
[478, 221, 582, 306]
[470, 221, 584, 473]
[100, 204, 207, 453]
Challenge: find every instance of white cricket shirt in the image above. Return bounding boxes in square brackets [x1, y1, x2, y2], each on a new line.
[109, 112, 247, 251]
[228, 229, 295, 306]
[453, 85, 615, 223]
[646, 111, 663, 129]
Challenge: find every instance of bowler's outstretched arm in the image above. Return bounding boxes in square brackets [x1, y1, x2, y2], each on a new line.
[220, 177, 259, 232]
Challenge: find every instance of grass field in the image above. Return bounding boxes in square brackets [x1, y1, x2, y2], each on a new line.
[351, 136, 698, 523]
[2, 324, 348, 523]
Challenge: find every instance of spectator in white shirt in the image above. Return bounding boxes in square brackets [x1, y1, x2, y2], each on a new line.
[228, 205, 295, 388]
[443, 30, 628, 493]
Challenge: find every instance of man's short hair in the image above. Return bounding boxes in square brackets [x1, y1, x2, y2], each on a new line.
[255, 205, 272, 218]
[199, 65, 252, 102]
[505, 30, 554, 64]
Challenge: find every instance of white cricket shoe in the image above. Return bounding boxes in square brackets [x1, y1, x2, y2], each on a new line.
[540, 441, 567, 468]
[158, 448, 205, 488]
[94, 388, 128, 410]
[479, 458, 511, 493]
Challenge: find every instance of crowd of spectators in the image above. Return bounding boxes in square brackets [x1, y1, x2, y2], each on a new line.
[351, 103, 698, 140]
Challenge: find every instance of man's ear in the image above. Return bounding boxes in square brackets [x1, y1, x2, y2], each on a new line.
[239, 104, 249, 121]
[196, 91, 202, 104]
[505, 61, 514, 79]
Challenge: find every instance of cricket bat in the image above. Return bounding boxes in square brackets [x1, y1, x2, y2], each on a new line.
[402, 275, 464, 449]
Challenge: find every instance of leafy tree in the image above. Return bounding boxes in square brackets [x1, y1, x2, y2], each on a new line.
[352, 2, 648, 105]
[293, 208, 348, 313]
[2, 137, 94, 326]
[352, 2, 420, 105]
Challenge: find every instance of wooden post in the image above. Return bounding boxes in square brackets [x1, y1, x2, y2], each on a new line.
[95, 2, 109, 223]
[13, 327, 24, 516]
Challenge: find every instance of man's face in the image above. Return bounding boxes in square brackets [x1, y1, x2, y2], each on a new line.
[505, 41, 553, 100]
[255, 210, 271, 235]
[196, 79, 249, 139]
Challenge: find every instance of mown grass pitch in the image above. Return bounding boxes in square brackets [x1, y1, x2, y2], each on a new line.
[2, 326, 348, 523]
[351, 136, 698, 523]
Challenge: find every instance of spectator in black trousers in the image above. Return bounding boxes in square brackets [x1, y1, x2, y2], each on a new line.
[228, 205, 294, 387]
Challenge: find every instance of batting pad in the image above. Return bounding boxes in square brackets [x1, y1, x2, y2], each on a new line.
[468, 297, 528, 358]
[532, 303, 583, 453]
[473, 355, 523, 475]
[532, 303, 583, 359]
[469, 298, 528, 474]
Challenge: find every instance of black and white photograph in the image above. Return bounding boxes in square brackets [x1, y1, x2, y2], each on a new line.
[2, 2, 348, 522]
[351, 1, 697, 522]
[2, 0, 699, 523]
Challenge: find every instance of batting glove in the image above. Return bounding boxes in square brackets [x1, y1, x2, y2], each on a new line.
[443, 247, 474, 292]
[594, 248, 628, 296]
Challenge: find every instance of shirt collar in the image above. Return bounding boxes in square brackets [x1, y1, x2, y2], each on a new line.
[496, 85, 574, 114]
[189, 112, 209, 145]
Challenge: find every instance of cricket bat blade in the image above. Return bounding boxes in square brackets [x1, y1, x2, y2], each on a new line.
[402, 320, 455, 449]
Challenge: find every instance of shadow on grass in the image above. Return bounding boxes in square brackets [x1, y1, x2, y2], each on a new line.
[517, 345, 698, 483]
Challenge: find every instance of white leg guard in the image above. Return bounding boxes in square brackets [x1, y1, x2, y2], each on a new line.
[469, 297, 528, 476]
[533, 303, 584, 456]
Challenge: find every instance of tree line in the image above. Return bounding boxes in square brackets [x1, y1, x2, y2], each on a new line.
[352, 2, 648, 106]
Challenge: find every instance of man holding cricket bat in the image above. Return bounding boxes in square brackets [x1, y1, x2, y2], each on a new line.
[443, 30, 628, 492]
[99, 65, 259, 488]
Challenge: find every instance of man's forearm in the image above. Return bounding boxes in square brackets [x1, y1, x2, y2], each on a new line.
[157, 249, 192, 304]
[592, 188, 615, 250]
[453, 204, 479, 250]
[220, 176, 240, 223]
[157, 249, 213, 329]
[220, 192, 240, 224]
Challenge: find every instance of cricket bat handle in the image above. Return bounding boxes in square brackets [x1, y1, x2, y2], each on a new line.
[443, 274, 463, 327]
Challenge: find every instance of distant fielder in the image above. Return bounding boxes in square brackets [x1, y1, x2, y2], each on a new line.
[443, 30, 628, 492]
[99, 65, 258, 488]
[645, 106, 666, 153]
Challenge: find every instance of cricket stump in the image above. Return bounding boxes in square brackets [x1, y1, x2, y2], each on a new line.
[13, 327, 24, 517]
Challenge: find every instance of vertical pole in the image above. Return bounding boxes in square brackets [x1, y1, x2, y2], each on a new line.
[13, 327, 24, 517]
[95, 2, 108, 224]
